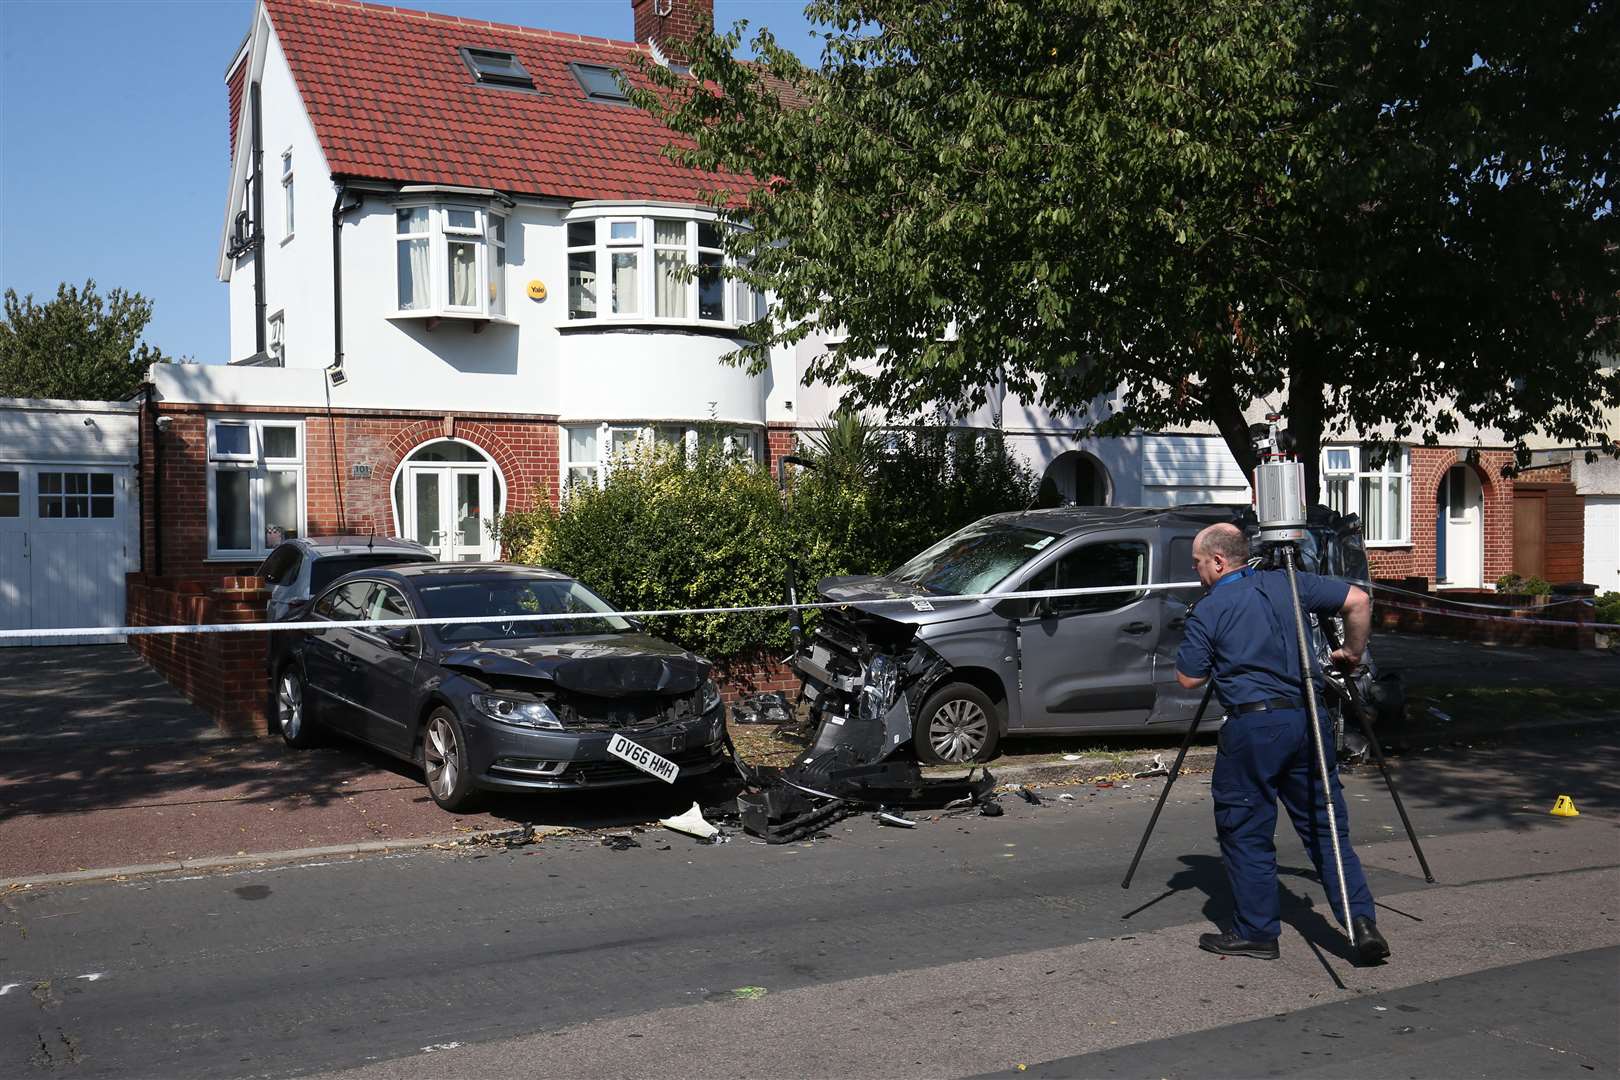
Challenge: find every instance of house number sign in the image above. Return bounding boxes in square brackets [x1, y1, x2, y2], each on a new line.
[527, 280, 547, 301]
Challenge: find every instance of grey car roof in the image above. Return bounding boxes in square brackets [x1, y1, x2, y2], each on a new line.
[293, 535, 434, 556]
[983, 504, 1245, 536]
[385, 562, 572, 580]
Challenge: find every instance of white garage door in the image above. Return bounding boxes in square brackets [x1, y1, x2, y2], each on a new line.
[1586, 497, 1620, 593]
[0, 464, 133, 647]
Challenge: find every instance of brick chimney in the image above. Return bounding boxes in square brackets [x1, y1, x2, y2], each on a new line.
[632, 0, 712, 62]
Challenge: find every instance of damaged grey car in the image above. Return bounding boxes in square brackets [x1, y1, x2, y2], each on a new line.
[793, 505, 1378, 765]
[271, 564, 728, 810]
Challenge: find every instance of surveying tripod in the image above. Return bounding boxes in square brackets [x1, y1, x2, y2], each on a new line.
[1121, 545, 1435, 946]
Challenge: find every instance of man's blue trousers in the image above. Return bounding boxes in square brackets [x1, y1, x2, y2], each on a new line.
[1210, 707, 1376, 942]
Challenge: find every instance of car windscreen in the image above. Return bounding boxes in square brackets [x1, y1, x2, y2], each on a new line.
[415, 578, 634, 643]
[309, 554, 433, 595]
[889, 523, 1061, 596]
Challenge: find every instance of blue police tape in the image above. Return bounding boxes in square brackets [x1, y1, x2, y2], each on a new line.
[0, 580, 1207, 642]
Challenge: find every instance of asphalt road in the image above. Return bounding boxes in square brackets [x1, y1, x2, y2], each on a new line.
[3, 734, 1616, 1079]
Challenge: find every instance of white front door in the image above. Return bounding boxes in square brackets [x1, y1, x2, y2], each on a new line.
[1440, 465, 1483, 589]
[404, 466, 496, 562]
[1586, 497, 1620, 589]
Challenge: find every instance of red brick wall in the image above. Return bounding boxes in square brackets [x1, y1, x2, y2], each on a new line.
[143, 404, 559, 581]
[632, 0, 712, 59]
[1365, 447, 1515, 588]
[127, 573, 273, 736]
[712, 649, 798, 702]
[766, 422, 800, 482]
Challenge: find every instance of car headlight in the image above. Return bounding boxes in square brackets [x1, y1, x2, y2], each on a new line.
[860, 653, 898, 722]
[470, 693, 562, 730]
[699, 678, 722, 715]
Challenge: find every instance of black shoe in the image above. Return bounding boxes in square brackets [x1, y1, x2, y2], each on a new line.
[1198, 931, 1279, 960]
[1351, 917, 1390, 965]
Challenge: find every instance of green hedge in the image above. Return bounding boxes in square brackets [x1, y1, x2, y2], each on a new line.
[497, 429, 1036, 660]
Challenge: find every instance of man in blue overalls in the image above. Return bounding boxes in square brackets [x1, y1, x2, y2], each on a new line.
[1175, 522, 1390, 965]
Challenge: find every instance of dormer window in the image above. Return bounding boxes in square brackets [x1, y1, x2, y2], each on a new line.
[460, 46, 535, 91]
[394, 203, 509, 323]
[570, 62, 628, 103]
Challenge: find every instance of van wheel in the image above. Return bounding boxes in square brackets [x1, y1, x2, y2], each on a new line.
[276, 666, 321, 749]
[914, 683, 1000, 765]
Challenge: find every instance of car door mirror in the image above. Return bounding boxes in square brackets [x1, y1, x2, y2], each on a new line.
[376, 624, 414, 652]
[994, 597, 1030, 620]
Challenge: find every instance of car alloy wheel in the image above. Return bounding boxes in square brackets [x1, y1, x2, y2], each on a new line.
[422, 709, 477, 811]
[914, 682, 1001, 765]
[277, 667, 320, 749]
[930, 699, 989, 762]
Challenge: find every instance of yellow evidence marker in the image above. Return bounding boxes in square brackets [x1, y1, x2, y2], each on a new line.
[1550, 795, 1580, 817]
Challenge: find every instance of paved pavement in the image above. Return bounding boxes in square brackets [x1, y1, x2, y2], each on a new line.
[0, 645, 219, 749]
[2, 734, 1614, 1078]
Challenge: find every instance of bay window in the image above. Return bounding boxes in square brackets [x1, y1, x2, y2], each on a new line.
[562, 212, 766, 328]
[207, 418, 305, 558]
[561, 423, 764, 492]
[393, 203, 508, 319]
[1320, 445, 1409, 545]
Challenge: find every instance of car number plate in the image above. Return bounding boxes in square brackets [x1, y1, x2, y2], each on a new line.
[606, 734, 679, 784]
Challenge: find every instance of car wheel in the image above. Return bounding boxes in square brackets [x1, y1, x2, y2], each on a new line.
[421, 708, 479, 811]
[276, 666, 321, 749]
[914, 683, 1000, 765]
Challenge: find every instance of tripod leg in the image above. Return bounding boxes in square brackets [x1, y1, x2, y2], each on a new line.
[1122, 680, 1215, 890]
[1284, 548, 1356, 947]
[1321, 626, 1437, 884]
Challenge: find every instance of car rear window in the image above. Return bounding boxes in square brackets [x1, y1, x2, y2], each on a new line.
[309, 554, 434, 594]
[890, 523, 1060, 596]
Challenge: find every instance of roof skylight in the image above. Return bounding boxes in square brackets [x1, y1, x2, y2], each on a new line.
[570, 62, 629, 103]
[460, 47, 535, 91]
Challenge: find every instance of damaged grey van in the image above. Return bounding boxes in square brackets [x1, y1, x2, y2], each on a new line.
[792, 505, 1375, 764]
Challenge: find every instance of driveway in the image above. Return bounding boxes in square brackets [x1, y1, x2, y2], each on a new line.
[0, 644, 221, 750]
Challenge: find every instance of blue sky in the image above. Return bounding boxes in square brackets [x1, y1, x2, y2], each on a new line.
[0, 1, 817, 362]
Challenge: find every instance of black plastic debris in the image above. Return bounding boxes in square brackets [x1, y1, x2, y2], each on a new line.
[979, 801, 1005, 817]
[600, 835, 641, 851]
[1018, 785, 1043, 805]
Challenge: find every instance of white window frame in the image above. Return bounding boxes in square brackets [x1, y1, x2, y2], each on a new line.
[1320, 444, 1410, 547]
[392, 201, 508, 319]
[206, 418, 306, 560]
[561, 423, 764, 492]
[488, 212, 507, 316]
[396, 205, 433, 312]
[560, 210, 767, 329]
[280, 149, 294, 240]
[268, 310, 285, 364]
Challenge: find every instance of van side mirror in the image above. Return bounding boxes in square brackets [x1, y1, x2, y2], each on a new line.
[995, 597, 1053, 620]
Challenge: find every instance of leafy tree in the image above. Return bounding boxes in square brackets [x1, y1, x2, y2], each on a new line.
[0, 280, 169, 400]
[636, 0, 1620, 496]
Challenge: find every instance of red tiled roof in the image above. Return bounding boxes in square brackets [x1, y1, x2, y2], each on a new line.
[259, 0, 744, 203]
[227, 55, 247, 162]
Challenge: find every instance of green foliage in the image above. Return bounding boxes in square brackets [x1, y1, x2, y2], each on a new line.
[499, 430, 1036, 660]
[1595, 592, 1620, 627]
[0, 281, 169, 400]
[1494, 573, 1553, 597]
[633, 1, 1620, 486]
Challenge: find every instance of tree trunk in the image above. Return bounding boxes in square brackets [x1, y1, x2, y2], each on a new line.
[1287, 358, 1326, 507]
[1204, 369, 1260, 486]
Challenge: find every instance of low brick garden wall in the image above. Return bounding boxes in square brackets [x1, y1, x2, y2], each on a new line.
[126, 573, 273, 736]
[1372, 578, 1596, 650]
